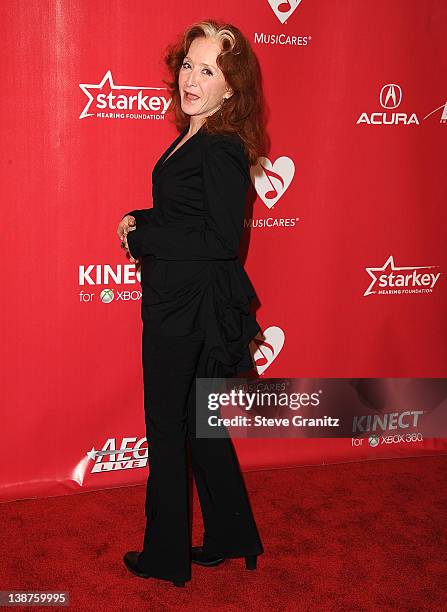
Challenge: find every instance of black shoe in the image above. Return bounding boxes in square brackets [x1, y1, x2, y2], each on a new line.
[191, 547, 259, 570]
[123, 551, 186, 587]
[191, 546, 225, 567]
[244, 554, 258, 570]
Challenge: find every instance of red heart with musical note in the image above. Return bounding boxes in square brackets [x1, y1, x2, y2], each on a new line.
[267, 0, 304, 25]
[251, 326, 285, 375]
[250, 156, 295, 209]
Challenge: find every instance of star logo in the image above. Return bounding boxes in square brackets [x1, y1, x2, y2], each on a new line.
[79, 70, 170, 119]
[86, 447, 99, 461]
[364, 255, 441, 297]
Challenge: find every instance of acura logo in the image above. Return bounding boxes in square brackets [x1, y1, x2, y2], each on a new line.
[379, 84, 402, 109]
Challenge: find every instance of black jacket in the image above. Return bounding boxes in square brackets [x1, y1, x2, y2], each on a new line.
[123, 125, 250, 261]
[121, 125, 261, 377]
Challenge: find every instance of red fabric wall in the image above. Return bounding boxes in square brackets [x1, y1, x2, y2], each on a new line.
[2, 0, 446, 503]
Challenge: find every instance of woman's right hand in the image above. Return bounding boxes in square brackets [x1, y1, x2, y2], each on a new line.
[117, 215, 138, 263]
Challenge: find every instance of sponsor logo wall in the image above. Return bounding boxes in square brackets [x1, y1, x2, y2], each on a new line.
[2, 0, 446, 502]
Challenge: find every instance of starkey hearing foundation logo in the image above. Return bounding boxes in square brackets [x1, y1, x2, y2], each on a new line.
[364, 255, 442, 297]
[79, 70, 171, 120]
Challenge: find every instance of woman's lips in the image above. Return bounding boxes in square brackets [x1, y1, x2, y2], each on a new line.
[184, 92, 200, 101]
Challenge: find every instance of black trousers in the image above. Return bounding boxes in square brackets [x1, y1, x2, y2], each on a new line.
[137, 325, 264, 582]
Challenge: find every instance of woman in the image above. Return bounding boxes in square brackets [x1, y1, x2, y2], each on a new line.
[117, 20, 267, 587]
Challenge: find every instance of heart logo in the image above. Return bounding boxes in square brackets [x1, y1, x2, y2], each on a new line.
[250, 156, 295, 209]
[267, 0, 304, 25]
[251, 326, 285, 375]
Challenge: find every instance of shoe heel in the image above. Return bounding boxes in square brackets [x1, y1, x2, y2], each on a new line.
[173, 580, 186, 587]
[245, 554, 257, 570]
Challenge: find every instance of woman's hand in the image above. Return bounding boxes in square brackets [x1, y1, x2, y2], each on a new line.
[117, 215, 139, 263]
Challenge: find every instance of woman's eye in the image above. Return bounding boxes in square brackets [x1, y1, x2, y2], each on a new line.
[181, 62, 212, 76]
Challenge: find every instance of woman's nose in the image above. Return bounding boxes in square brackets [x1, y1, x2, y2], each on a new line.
[186, 70, 200, 87]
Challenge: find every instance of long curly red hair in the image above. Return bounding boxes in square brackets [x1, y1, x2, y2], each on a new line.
[161, 19, 269, 167]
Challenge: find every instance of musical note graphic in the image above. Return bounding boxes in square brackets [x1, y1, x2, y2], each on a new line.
[277, 0, 292, 13]
[261, 164, 285, 200]
[251, 327, 285, 374]
[253, 338, 274, 368]
[268, 0, 303, 25]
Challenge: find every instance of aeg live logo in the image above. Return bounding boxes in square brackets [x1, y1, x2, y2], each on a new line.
[79, 70, 171, 120]
[87, 437, 148, 473]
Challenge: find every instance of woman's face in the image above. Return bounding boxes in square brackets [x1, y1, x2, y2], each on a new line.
[178, 37, 233, 121]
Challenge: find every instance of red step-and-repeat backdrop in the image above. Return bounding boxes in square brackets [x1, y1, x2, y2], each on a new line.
[2, 0, 446, 503]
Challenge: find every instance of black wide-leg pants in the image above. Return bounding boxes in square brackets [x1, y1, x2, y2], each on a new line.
[137, 325, 264, 582]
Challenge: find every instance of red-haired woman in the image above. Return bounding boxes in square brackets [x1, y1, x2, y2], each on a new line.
[117, 20, 267, 588]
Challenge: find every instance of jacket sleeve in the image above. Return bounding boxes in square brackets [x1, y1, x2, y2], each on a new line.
[126, 137, 249, 261]
[121, 208, 154, 225]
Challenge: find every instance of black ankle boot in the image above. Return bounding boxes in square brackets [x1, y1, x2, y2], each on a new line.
[191, 546, 225, 567]
[245, 554, 258, 570]
[123, 551, 186, 587]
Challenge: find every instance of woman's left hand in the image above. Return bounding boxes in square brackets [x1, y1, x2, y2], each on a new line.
[119, 215, 139, 264]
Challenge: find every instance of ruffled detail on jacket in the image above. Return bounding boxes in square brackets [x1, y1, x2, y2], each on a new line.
[198, 259, 261, 377]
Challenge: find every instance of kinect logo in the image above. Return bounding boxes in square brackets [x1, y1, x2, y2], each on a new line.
[364, 255, 441, 297]
[78, 264, 142, 304]
[79, 70, 171, 120]
[353, 411, 424, 433]
[79, 264, 141, 285]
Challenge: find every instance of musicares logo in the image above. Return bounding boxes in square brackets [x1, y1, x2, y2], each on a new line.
[364, 255, 442, 296]
[253, 327, 285, 375]
[79, 70, 171, 120]
[250, 156, 295, 209]
[267, 0, 304, 24]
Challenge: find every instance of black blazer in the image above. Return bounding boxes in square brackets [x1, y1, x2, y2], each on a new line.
[124, 124, 250, 261]
[122, 125, 261, 377]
